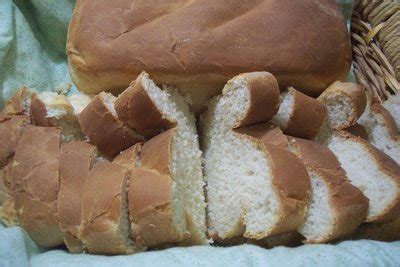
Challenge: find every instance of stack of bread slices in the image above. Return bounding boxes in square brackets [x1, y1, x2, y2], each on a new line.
[0, 72, 399, 254]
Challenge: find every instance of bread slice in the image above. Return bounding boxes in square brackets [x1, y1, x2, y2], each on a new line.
[30, 91, 85, 142]
[115, 72, 207, 245]
[201, 72, 310, 240]
[317, 81, 367, 130]
[6, 126, 63, 248]
[287, 137, 369, 243]
[67, 91, 94, 116]
[272, 87, 327, 139]
[358, 102, 400, 164]
[80, 161, 133, 254]
[325, 130, 400, 223]
[0, 86, 32, 122]
[382, 93, 400, 130]
[129, 129, 190, 248]
[58, 141, 97, 253]
[78, 92, 144, 158]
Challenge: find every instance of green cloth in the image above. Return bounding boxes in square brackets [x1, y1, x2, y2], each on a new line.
[2, 1, 399, 266]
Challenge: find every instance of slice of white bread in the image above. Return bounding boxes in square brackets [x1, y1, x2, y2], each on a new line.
[382, 93, 400, 130]
[358, 101, 400, 164]
[115, 72, 207, 245]
[0, 86, 32, 122]
[80, 161, 133, 255]
[78, 92, 144, 158]
[317, 82, 367, 130]
[325, 130, 400, 223]
[272, 87, 327, 139]
[200, 72, 310, 240]
[5, 126, 63, 248]
[58, 141, 97, 253]
[129, 129, 189, 248]
[287, 137, 369, 243]
[30, 91, 85, 142]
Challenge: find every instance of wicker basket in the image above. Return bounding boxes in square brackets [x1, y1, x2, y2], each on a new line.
[351, 0, 399, 103]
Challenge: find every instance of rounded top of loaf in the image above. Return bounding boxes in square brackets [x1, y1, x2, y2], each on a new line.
[67, 0, 351, 108]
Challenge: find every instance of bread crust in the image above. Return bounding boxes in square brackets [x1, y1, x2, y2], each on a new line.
[129, 128, 186, 248]
[345, 124, 369, 141]
[81, 161, 133, 255]
[113, 143, 142, 171]
[78, 92, 144, 158]
[318, 82, 367, 129]
[115, 72, 176, 138]
[58, 141, 97, 253]
[334, 130, 400, 223]
[0, 116, 30, 167]
[284, 88, 327, 139]
[30, 93, 54, 127]
[352, 218, 400, 242]
[288, 137, 369, 243]
[233, 72, 280, 128]
[7, 126, 63, 248]
[234, 123, 288, 148]
[67, 0, 351, 108]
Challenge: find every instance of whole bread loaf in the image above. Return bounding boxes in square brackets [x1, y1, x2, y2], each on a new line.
[67, 0, 351, 111]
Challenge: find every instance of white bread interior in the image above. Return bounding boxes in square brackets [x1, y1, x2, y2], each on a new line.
[68, 92, 93, 116]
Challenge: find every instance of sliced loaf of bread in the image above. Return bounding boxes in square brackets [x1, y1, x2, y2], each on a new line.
[80, 161, 134, 255]
[58, 141, 97, 253]
[272, 87, 327, 139]
[115, 72, 207, 245]
[201, 72, 310, 241]
[78, 92, 144, 158]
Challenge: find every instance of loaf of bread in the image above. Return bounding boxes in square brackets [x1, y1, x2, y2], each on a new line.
[201, 72, 311, 241]
[67, 0, 351, 111]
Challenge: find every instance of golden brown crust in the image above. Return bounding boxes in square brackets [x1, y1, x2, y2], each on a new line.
[0, 86, 32, 122]
[129, 129, 185, 248]
[335, 130, 400, 223]
[115, 72, 176, 138]
[0, 116, 30, 167]
[234, 72, 280, 128]
[318, 82, 367, 129]
[78, 92, 144, 158]
[58, 141, 97, 253]
[113, 143, 142, 171]
[345, 124, 369, 141]
[81, 162, 133, 255]
[8, 126, 63, 248]
[67, 0, 351, 108]
[234, 123, 288, 148]
[284, 88, 327, 139]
